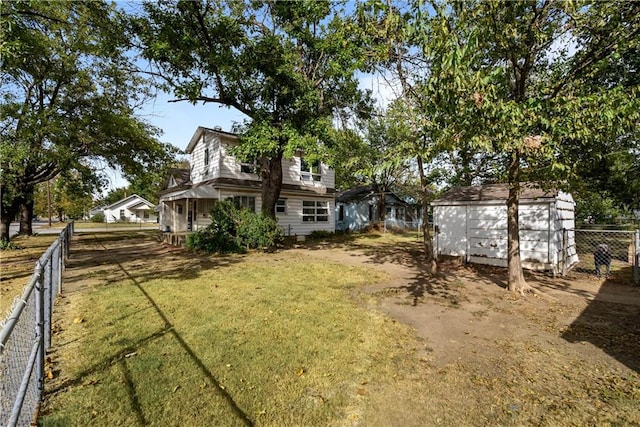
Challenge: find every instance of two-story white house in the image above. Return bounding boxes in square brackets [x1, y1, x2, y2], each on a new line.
[158, 126, 336, 236]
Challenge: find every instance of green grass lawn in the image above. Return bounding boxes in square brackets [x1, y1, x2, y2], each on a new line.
[39, 232, 419, 426]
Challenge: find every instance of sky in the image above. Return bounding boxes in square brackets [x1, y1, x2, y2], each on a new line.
[103, 73, 395, 192]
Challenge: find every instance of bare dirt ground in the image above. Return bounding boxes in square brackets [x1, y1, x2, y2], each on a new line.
[300, 235, 640, 425]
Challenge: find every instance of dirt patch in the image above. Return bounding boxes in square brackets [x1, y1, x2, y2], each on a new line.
[300, 238, 640, 424]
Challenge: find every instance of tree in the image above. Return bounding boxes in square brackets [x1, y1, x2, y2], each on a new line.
[330, 113, 412, 222]
[131, 0, 370, 219]
[0, 1, 176, 241]
[398, 1, 640, 293]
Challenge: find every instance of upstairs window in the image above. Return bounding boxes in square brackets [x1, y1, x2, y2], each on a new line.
[302, 200, 329, 222]
[301, 159, 321, 182]
[240, 159, 259, 174]
[204, 148, 210, 166]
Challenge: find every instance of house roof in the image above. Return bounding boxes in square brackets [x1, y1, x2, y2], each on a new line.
[432, 183, 559, 205]
[162, 168, 191, 190]
[103, 194, 156, 210]
[185, 126, 239, 154]
[337, 185, 412, 205]
[336, 185, 376, 203]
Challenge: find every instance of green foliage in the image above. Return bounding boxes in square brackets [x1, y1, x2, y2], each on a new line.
[132, 0, 370, 217]
[0, 240, 22, 251]
[309, 230, 335, 240]
[90, 213, 105, 223]
[186, 200, 283, 254]
[0, 1, 177, 241]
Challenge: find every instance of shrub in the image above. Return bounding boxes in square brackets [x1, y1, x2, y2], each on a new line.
[186, 200, 282, 253]
[90, 213, 105, 223]
[309, 230, 335, 239]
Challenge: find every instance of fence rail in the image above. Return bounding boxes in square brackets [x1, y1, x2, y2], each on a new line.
[0, 223, 74, 427]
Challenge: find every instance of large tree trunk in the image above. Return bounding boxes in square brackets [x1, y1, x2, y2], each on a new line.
[506, 151, 531, 294]
[417, 155, 437, 273]
[260, 149, 283, 220]
[19, 187, 34, 235]
[1, 187, 22, 243]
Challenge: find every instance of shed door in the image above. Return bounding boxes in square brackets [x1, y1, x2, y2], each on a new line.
[435, 206, 467, 256]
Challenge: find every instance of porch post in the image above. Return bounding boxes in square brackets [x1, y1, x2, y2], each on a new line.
[172, 200, 176, 232]
[186, 197, 190, 232]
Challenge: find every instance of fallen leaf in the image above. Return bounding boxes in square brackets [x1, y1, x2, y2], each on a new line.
[173, 385, 180, 393]
[73, 317, 85, 324]
[296, 367, 306, 376]
[356, 388, 367, 396]
[125, 352, 137, 358]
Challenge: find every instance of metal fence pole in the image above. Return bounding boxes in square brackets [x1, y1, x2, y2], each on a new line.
[34, 261, 45, 402]
[632, 229, 639, 280]
[562, 228, 568, 277]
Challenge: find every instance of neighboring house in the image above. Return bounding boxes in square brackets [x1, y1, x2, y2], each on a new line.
[103, 194, 157, 224]
[158, 126, 335, 236]
[335, 185, 421, 232]
[431, 183, 579, 274]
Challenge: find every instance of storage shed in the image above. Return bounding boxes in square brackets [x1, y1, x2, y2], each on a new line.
[431, 183, 578, 274]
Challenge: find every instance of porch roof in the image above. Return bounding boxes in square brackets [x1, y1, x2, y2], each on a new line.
[161, 186, 219, 201]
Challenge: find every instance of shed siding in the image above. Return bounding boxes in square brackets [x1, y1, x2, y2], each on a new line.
[434, 192, 578, 272]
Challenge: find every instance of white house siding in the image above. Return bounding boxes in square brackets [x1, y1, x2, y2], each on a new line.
[434, 195, 578, 272]
[191, 133, 221, 184]
[104, 195, 157, 224]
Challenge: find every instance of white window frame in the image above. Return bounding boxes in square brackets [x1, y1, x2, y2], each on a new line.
[276, 199, 287, 215]
[302, 200, 329, 222]
[233, 195, 256, 212]
[301, 159, 321, 182]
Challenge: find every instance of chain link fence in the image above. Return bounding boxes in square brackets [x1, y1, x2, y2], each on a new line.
[570, 228, 639, 285]
[0, 223, 73, 427]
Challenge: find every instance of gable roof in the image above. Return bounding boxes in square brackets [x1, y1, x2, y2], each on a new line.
[103, 194, 156, 210]
[162, 167, 191, 190]
[185, 126, 239, 154]
[432, 183, 559, 205]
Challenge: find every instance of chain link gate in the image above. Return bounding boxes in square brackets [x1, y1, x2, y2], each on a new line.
[570, 228, 639, 285]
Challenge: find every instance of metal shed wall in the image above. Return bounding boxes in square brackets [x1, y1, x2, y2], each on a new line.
[433, 191, 578, 273]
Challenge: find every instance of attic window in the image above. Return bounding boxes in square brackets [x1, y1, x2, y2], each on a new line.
[301, 159, 321, 182]
[204, 148, 210, 166]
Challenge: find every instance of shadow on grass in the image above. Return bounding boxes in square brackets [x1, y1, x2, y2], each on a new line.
[48, 231, 253, 426]
[302, 232, 507, 305]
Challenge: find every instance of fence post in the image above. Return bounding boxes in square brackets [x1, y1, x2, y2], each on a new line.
[34, 262, 46, 400]
[562, 228, 568, 277]
[634, 229, 639, 286]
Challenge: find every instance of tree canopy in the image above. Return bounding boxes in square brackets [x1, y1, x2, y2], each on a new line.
[131, 0, 371, 218]
[0, 1, 176, 241]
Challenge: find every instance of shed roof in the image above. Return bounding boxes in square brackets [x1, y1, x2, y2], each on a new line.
[432, 183, 559, 205]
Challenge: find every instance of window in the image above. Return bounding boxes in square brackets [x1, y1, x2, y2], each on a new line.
[301, 159, 321, 182]
[119, 209, 125, 220]
[240, 160, 259, 174]
[177, 204, 183, 215]
[143, 211, 150, 219]
[338, 204, 344, 221]
[204, 148, 210, 166]
[302, 200, 329, 222]
[276, 199, 287, 214]
[233, 196, 256, 212]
